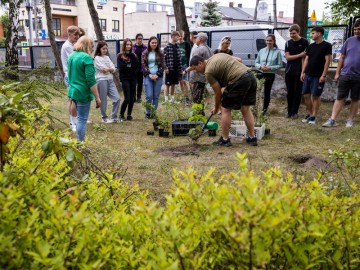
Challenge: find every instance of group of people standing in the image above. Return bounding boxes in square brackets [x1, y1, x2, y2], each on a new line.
[61, 20, 360, 146]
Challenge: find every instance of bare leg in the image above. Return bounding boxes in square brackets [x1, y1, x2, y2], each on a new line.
[348, 100, 359, 120]
[180, 80, 188, 99]
[303, 94, 312, 115]
[241, 105, 255, 138]
[311, 95, 321, 117]
[330, 99, 345, 120]
[170, 85, 175, 96]
[221, 106, 231, 140]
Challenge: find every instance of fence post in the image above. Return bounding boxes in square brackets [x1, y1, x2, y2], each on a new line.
[29, 46, 34, 69]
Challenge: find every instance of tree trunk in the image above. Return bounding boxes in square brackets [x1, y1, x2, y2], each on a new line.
[5, 0, 21, 80]
[273, 0, 277, 28]
[294, 0, 309, 38]
[86, 0, 104, 41]
[43, 0, 64, 78]
[253, 0, 260, 23]
[172, 0, 190, 43]
[86, 0, 122, 91]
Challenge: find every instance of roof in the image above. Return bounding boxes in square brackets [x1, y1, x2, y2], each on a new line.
[218, 6, 253, 21]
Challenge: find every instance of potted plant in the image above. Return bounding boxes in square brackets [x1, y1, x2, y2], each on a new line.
[172, 103, 206, 136]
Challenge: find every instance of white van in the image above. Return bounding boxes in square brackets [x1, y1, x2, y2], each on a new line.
[190, 24, 287, 67]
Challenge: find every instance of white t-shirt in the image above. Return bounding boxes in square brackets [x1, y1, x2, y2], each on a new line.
[61, 40, 74, 76]
[94, 55, 116, 81]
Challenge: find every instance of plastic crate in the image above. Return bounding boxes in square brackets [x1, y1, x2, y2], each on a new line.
[229, 121, 265, 140]
[172, 119, 204, 136]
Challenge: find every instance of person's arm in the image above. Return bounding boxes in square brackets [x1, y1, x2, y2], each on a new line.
[320, 54, 332, 84]
[210, 81, 222, 114]
[142, 51, 150, 77]
[285, 51, 306, 61]
[300, 56, 309, 82]
[255, 50, 262, 70]
[334, 54, 345, 81]
[94, 56, 109, 73]
[157, 52, 165, 77]
[90, 84, 101, 108]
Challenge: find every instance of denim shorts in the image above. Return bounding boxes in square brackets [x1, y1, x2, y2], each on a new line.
[337, 75, 360, 100]
[302, 75, 324, 96]
[180, 64, 188, 81]
[221, 71, 257, 109]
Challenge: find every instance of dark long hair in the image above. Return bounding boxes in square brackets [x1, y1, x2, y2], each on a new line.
[94, 40, 108, 57]
[266, 34, 278, 48]
[147, 36, 160, 53]
[121, 38, 132, 54]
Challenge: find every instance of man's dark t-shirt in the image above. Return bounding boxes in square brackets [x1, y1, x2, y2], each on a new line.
[285, 37, 309, 75]
[305, 41, 332, 77]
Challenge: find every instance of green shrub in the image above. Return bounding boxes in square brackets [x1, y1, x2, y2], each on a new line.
[2, 108, 360, 268]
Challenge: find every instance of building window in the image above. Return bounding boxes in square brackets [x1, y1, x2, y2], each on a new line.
[113, 7, 118, 11]
[97, 5, 103, 9]
[52, 18, 61, 36]
[99, 19, 107, 32]
[112, 20, 119, 32]
[19, 20, 25, 31]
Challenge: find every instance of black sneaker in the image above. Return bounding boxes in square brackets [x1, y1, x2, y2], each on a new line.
[302, 114, 311, 123]
[246, 137, 258, 146]
[213, 136, 232, 147]
[119, 116, 126, 122]
[145, 114, 151, 119]
[127, 115, 133, 121]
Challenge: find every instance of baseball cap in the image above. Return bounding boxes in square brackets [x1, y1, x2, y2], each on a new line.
[194, 32, 208, 40]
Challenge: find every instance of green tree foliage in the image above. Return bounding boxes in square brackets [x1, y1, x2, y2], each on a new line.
[0, 11, 9, 43]
[200, 0, 222, 27]
[325, 0, 360, 23]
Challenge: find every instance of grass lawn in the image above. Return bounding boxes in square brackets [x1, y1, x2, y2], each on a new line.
[48, 85, 360, 203]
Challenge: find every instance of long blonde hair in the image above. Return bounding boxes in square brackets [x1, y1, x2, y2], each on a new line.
[73, 36, 94, 55]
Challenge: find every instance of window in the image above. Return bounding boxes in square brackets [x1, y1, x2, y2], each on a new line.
[99, 19, 106, 32]
[97, 5, 103, 9]
[19, 20, 25, 31]
[113, 7, 118, 11]
[52, 18, 61, 36]
[112, 20, 119, 32]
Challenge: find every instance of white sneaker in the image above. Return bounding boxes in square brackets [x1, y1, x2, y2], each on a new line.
[70, 123, 76, 132]
[346, 119, 354, 128]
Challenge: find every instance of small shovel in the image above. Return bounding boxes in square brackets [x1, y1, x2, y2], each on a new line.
[187, 113, 214, 141]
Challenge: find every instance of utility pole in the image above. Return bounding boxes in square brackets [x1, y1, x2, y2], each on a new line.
[26, 0, 34, 46]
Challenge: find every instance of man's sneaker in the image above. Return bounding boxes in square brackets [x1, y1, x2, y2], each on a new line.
[308, 116, 317, 125]
[145, 114, 151, 119]
[70, 123, 76, 133]
[346, 119, 354, 128]
[119, 116, 126, 122]
[291, 114, 299, 119]
[213, 136, 232, 147]
[127, 115, 133, 121]
[102, 118, 112, 123]
[322, 118, 337, 127]
[246, 137, 258, 146]
[301, 114, 311, 123]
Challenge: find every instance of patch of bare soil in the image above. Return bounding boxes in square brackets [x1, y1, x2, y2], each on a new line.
[156, 144, 201, 157]
[290, 154, 330, 170]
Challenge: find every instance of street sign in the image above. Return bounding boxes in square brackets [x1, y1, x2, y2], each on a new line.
[21, 41, 29, 50]
[41, 29, 46, 40]
[307, 20, 329, 40]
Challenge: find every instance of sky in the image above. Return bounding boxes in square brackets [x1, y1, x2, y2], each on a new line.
[125, 0, 327, 19]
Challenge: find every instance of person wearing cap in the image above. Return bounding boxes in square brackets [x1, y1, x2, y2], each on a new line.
[185, 32, 213, 106]
[189, 54, 258, 147]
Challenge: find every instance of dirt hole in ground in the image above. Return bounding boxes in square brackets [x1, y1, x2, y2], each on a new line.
[156, 144, 201, 157]
[289, 154, 329, 170]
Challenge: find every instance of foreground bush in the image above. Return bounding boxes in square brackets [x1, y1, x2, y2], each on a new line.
[1, 115, 360, 268]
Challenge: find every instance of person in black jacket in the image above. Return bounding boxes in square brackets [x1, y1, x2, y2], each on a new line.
[117, 38, 139, 121]
[178, 30, 191, 104]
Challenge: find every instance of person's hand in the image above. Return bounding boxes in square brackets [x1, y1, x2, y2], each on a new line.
[211, 108, 219, 115]
[334, 74, 340, 82]
[165, 69, 169, 74]
[95, 98, 101, 108]
[300, 73, 305, 82]
[319, 76, 326, 84]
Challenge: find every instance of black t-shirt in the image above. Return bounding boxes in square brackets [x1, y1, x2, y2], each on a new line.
[285, 37, 309, 75]
[305, 41, 332, 77]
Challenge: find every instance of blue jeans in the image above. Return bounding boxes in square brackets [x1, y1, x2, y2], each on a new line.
[144, 75, 163, 114]
[75, 101, 91, 142]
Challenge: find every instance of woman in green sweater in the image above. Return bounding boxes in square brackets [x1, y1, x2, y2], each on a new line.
[68, 36, 101, 142]
[255, 34, 283, 115]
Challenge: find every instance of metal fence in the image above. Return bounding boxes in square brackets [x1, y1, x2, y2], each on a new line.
[0, 18, 358, 69]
